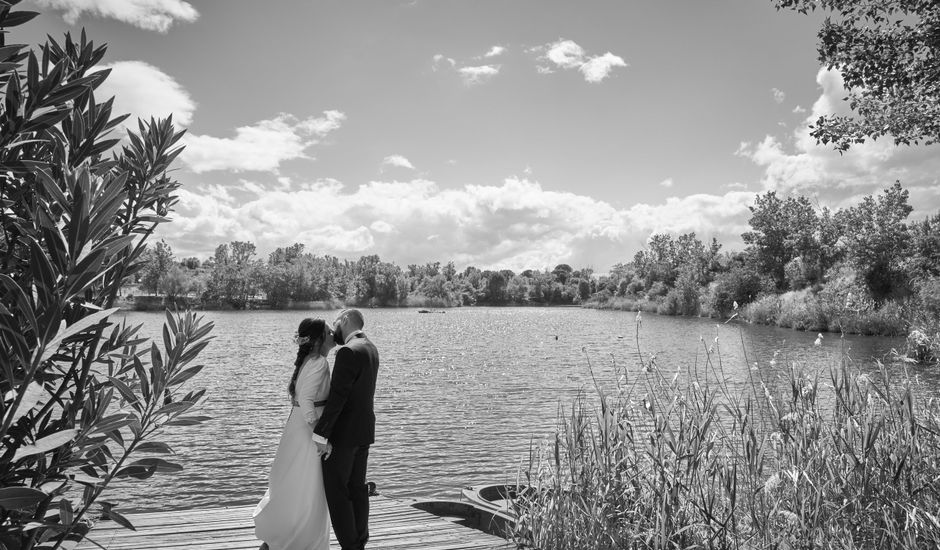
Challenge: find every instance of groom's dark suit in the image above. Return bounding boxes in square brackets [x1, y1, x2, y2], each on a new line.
[314, 333, 378, 550]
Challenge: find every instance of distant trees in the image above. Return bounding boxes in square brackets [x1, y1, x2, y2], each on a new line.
[135, 181, 937, 344]
[140, 240, 175, 295]
[775, 0, 940, 151]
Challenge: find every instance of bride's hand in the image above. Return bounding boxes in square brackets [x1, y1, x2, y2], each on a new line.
[315, 440, 332, 460]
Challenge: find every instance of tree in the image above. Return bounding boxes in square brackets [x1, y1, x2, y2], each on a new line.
[836, 181, 914, 301]
[905, 213, 940, 280]
[552, 264, 573, 284]
[776, 0, 940, 151]
[0, 8, 213, 548]
[140, 240, 174, 295]
[743, 192, 820, 289]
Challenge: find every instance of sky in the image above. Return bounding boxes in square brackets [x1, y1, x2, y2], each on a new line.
[14, 0, 940, 272]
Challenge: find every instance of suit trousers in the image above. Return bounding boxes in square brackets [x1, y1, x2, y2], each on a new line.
[323, 445, 370, 550]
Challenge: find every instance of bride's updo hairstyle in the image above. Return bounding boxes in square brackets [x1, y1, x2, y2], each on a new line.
[288, 317, 327, 399]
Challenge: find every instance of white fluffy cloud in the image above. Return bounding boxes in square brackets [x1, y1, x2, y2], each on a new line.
[772, 87, 786, 104]
[157, 177, 755, 272]
[35, 0, 197, 32]
[94, 61, 196, 130]
[458, 64, 501, 85]
[738, 68, 940, 217]
[579, 52, 628, 83]
[541, 39, 626, 83]
[483, 46, 506, 58]
[181, 111, 346, 173]
[381, 155, 415, 170]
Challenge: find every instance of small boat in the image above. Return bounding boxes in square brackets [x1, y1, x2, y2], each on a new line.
[461, 484, 532, 518]
[408, 499, 513, 537]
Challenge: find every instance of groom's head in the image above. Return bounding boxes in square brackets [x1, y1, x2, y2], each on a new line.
[333, 308, 364, 345]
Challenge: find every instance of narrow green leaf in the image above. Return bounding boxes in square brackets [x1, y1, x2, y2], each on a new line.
[4, 381, 44, 424]
[135, 441, 173, 454]
[101, 507, 136, 531]
[59, 498, 74, 526]
[12, 429, 78, 461]
[37, 308, 119, 364]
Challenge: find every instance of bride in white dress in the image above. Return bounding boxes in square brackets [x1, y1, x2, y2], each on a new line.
[254, 318, 334, 550]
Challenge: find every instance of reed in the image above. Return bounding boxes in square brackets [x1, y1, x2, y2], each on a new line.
[513, 317, 940, 549]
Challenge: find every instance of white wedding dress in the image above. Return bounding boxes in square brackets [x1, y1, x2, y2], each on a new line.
[254, 354, 332, 550]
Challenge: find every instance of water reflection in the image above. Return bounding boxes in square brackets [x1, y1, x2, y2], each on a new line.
[106, 307, 924, 512]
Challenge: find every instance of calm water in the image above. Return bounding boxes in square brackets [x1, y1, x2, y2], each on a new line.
[106, 307, 925, 512]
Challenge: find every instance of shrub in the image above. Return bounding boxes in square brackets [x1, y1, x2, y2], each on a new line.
[742, 294, 781, 324]
[0, 10, 212, 549]
[705, 264, 770, 318]
[784, 256, 809, 290]
[625, 278, 644, 295]
[658, 277, 700, 317]
[646, 281, 668, 298]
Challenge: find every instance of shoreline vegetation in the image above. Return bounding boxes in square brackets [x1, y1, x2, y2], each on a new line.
[511, 319, 940, 549]
[135, 183, 938, 364]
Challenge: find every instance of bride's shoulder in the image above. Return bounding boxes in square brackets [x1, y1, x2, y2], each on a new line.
[303, 354, 328, 372]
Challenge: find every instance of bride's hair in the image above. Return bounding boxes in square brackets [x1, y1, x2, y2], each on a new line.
[289, 317, 326, 399]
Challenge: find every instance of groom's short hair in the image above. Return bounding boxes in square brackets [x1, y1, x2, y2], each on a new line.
[339, 308, 364, 329]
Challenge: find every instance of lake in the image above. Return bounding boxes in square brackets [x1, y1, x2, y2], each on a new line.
[107, 307, 924, 512]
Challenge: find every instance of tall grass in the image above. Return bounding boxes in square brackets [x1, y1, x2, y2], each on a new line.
[513, 317, 940, 549]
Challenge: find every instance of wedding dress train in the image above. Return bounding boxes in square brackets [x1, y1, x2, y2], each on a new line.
[254, 355, 331, 550]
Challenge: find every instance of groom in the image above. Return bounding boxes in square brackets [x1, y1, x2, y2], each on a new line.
[313, 309, 379, 550]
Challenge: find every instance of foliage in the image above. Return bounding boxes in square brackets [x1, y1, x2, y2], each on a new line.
[139, 240, 173, 295]
[515, 324, 940, 549]
[0, 7, 212, 549]
[836, 181, 913, 302]
[743, 192, 824, 290]
[775, 0, 940, 151]
[705, 264, 771, 318]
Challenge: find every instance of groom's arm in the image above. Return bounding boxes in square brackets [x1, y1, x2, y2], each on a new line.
[313, 346, 359, 443]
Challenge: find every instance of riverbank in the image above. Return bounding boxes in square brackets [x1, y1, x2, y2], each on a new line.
[584, 288, 940, 364]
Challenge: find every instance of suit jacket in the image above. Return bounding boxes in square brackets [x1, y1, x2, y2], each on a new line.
[313, 334, 379, 447]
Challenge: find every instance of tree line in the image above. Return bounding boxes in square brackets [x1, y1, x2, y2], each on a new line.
[138, 240, 598, 309]
[139, 181, 939, 329]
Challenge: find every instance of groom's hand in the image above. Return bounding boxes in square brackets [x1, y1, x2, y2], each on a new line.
[314, 439, 332, 460]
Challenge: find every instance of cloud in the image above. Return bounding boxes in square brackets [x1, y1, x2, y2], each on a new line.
[381, 155, 415, 170]
[772, 87, 786, 104]
[540, 39, 627, 83]
[579, 52, 627, 83]
[156, 176, 757, 272]
[458, 65, 500, 85]
[432, 54, 456, 70]
[34, 0, 197, 32]
[93, 61, 196, 130]
[545, 40, 585, 69]
[738, 67, 940, 218]
[658, 178, 674, 188]
[483, 46, 506, 58]
[181, 111, 346, 173]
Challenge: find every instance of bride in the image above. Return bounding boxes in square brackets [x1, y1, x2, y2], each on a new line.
[254, 318, 335, 550]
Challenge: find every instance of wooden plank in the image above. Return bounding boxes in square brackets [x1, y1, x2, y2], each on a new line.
[75, 497, 513, 550]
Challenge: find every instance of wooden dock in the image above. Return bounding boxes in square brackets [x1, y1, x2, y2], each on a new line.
[74, 495, 515, 550]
